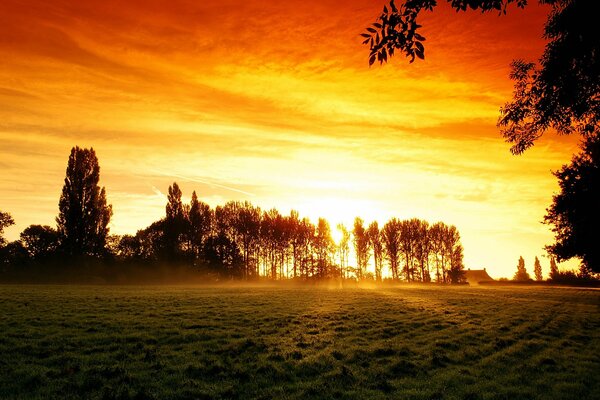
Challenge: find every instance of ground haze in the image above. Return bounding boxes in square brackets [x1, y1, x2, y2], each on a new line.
[1, 285, 598, 399]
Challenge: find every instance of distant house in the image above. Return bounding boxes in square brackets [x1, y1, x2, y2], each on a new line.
[464, 268, 494, 285]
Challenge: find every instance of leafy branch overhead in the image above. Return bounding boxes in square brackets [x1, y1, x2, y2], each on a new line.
[362, 0, 527, 66]
[363, 0, 599, 156]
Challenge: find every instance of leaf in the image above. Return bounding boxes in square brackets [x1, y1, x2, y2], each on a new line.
[414, 33, 426, 41]
[367, 27, 377, 33]
[373, 23, 382, 28]
[415, 41, 424, 52]
[369, 54, 376, 66]
[415, 49, 424, 59]
[360, 33, 371, 38]
[383, 5, 388, 13]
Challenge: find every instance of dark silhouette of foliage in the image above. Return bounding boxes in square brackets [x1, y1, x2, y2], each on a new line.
[549, 255, 559, 280]
[314, 218, 335, 278]
[56, 147, 112, 257]
[364, 0, 598, 154]
[2, 176, 469, 283]
[353, 217, 371, 279]
[368, 221, 384, 282]
[513, 255, 531, 281]
[337, 222, 351, 279]
[0, 210, 14, 247]
[544, 135, 600, 272]
[448, 244, 466, 283]
[163, 182, 187, 261]
[533, 256, 543, 281]
[187, 191, 212, 262]
[382, 218, 402, 280]
[20, 225, 60, 260]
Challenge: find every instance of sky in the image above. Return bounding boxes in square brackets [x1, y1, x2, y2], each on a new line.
[0, 0, 581, 278]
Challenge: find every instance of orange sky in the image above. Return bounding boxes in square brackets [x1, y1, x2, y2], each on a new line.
[0, 0, 580, 277]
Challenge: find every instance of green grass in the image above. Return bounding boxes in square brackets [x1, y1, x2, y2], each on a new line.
[0, 285, 598, 399]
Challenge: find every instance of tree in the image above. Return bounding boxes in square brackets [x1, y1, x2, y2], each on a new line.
[187, 191, 212, 261]
[549, 255, 559, 280]
[20, 225, 60, 260]
[163, 182, 187, 261]
[0, 210, 15, 247]
[533, 256, 543, 281]
[368, 221, 384, 282]
[314, 218, 334, 278]
[364, 0, 599, 271]
[414, 221, 432, 282]
[513, 256, 531, 281]
[399, 219, 420, 282]
[448, 244, 466, 284]
[364, 0, 598, 154]
[353, 217, 371, 279]
[337, 223, 351, 279]
[56, 147, 112, 257]
[544, 136, 600, 272]
[382, 218, 401, 280]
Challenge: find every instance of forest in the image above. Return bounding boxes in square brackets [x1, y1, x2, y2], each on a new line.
[0, 147, 466, 283]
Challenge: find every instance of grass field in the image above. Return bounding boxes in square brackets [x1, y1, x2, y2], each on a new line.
[0, 284, 598, 400]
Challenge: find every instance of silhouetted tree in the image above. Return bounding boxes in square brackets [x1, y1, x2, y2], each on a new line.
[549, 256, 559, 280]
[56, 147, 112, 257]
[368, 221, 384, 282]
[162, 182, 187, 261]
[382, 218, 401, 280]
[448, 244, 466, 284]
[0, 210, 14, 247]
[187, 191, 212, 262]
[534, 256, 543, 281]
[353, 217, 371, 279]
[513, 256, 531, 281]
[429, 222, 445, 283]
[20, 225, 60, 260]
[261, 208, 288, 279]
[364, 0, 598, 153]
[544, 136, 600, 273]
[337, 223, 351, 279]
[413, 219, 430, 282]
[314, 218, 334, 278]
[399, 219, 419, 281]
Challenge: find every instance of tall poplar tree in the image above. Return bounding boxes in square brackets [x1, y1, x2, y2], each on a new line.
[56, 147, 112, 257]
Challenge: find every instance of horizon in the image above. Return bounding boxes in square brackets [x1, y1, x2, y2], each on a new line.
[0, 0, 581, 278]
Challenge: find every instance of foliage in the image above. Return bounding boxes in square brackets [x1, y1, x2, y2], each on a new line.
[534, 256, 543, 281]
[56, 147, 112, 257]
[544, 135, 600, 272]
[549, 256, 559, 279]
[368, 221, 384, 282]
[363, 0, 598, 154]
[513, 255, 531, 281]
[353, 217, 371, 279]
[0, 210, 15, 247]
[1, 285, 598, 399]
[19, 225, 60, 260]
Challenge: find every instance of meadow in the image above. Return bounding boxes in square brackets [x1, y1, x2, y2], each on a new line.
[0, 284, 598, 400]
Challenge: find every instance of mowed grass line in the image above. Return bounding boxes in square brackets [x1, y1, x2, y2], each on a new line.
[0, 285, 598, 400]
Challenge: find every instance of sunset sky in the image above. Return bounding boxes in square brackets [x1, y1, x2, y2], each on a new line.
[0, 0, 581, 277]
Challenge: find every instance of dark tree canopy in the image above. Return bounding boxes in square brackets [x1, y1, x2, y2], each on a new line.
[363, 0, 599, 154]
[0, 210, 15, 247]
[513, 255, 531, 281]
[20, 225, 60, 260]
[533, 256, 543, 280]
[544, 135, 600, 272]
[56, 147, 112, 257]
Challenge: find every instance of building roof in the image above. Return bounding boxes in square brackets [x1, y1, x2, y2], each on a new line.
[464, 269, 494, 285]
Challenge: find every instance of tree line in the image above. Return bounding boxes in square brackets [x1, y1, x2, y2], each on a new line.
[0, 146, 466, 283]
